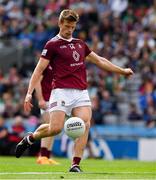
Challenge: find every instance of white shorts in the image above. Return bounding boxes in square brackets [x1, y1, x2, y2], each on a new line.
[48, 88, 91, 116]
[40, 101, 49, 115]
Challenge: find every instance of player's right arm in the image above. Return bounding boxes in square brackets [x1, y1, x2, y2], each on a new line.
[24, 57, 49, 113]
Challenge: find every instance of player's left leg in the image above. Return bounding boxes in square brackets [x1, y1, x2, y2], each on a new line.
[69, 106, 92, 172]
[37, 112, 59, 165]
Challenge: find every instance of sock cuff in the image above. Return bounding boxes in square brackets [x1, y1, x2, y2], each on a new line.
[27, 136, 34, 145]
[40, 147, 49, 158]
[72, 157, 81, 166]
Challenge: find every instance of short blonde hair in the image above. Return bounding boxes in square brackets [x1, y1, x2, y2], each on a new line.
[59, 9, 79, 23]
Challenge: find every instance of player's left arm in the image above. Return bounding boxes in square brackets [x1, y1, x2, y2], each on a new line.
[86, 51, 134, 76]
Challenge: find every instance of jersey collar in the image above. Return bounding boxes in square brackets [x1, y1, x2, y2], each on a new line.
[57, 34, 73, 42]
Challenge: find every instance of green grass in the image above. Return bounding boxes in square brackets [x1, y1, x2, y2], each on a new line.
[0, 156, 156, 179]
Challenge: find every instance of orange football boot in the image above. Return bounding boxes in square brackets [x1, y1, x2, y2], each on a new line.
[37, 156, 51, 165]
[48, 158, 60, 165]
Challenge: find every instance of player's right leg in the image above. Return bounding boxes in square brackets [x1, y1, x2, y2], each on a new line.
[69, 106, 91, 172]
[15, 111, 65, 158]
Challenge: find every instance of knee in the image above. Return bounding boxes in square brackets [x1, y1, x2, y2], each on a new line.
[84, 121, 90, 130]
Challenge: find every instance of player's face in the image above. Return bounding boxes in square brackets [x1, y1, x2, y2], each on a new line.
[59, 20, 77, 39]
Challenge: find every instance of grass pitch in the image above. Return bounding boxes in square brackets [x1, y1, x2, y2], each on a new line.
[0, 156, 155, 179]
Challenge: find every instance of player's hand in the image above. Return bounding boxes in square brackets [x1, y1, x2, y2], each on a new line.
[24, 93, 33, 113]
[38, 99, 47, 110]
[123, 68, 134, 76]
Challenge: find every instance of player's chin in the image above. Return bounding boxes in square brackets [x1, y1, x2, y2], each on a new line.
[66, 33, 72, 37]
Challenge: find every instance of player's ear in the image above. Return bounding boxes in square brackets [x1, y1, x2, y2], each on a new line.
[58, 19, 63, 28]
[58, 20, 61, 27]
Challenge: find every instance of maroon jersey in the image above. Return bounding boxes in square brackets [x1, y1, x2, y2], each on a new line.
[41, 35, 91, 90]
[41, 65, 53, 101]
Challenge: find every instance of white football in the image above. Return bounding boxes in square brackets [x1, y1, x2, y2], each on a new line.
[64, 117, 85, 139]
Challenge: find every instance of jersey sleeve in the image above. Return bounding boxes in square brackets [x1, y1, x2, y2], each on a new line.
[41, 41, 55, 61]
[84, 42, 91, 57]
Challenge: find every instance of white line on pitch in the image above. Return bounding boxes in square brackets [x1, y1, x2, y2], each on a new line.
[0, 172, 155, 175]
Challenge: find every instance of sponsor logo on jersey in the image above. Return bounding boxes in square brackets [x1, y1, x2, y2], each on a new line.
[70, 62, 83, 67]
[41, 49, 47, 56]
[60, 45, 67, 49]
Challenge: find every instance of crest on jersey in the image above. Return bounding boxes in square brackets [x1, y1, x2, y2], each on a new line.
[73, 50, 80, 61]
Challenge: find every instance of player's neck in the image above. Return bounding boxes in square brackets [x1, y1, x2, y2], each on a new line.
[57, 33, 73, 42]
